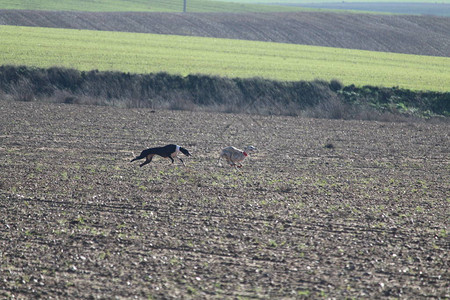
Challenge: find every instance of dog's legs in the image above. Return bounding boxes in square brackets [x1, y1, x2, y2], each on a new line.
[168, 156, 175, 164]
[140, 155, 154, 167]
[178, 157, 185, 166]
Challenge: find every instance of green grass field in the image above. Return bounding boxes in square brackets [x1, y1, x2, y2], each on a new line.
[0, 0, 308, 12]
[215, 0, 450, 3]
[1, 25, 449, 91]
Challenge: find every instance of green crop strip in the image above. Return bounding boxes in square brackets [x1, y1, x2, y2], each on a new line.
[1, 25, 449, 91]
[217, 0, 450, 3]
[0, 0, 307, 12]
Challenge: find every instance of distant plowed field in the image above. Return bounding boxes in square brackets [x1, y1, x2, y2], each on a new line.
[1, 100, 449, 298]
[1, 10, 449, 57]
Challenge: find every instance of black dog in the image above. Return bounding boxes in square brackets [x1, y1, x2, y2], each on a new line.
[131, 144, 191, 167]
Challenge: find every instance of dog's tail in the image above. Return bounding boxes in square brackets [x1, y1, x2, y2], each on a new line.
[180, 147, 191, 156]
[131, 149, 148, 162]
[130, 152, 145, 162]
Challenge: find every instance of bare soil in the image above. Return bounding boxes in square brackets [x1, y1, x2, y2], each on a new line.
[1, 10, 449, 57]
[0, 100, 449, 298]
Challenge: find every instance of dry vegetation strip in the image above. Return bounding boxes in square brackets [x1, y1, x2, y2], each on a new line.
[1, 100, 449, 298]
[1, 65, 449, 119]
[0, 0, 306, 12]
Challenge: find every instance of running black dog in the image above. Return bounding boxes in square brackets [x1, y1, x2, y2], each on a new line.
[130, 144, 191, 167]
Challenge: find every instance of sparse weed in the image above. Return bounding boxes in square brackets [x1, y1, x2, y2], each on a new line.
[297, 290, 310, 296]
[35, 163, 44, 172]
[60, 171, 68, 180]
[415, 206, 424, 213]
[268, 240, 278, 248]
[186, 286, 197, 295]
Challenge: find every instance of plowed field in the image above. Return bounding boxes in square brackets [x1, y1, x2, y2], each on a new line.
[1, 10, 449, 57]
[1, 101, 449, 298]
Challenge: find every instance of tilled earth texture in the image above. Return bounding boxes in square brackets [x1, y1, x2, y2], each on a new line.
[1, 101, 449, 299]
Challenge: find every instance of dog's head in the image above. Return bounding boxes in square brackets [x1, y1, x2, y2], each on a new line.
[180, 147, 191, 156]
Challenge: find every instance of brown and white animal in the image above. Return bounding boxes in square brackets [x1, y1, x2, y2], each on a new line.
[217, 146, 256, 168]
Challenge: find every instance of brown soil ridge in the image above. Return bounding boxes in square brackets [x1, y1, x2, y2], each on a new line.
[1, 9, 449, 57]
